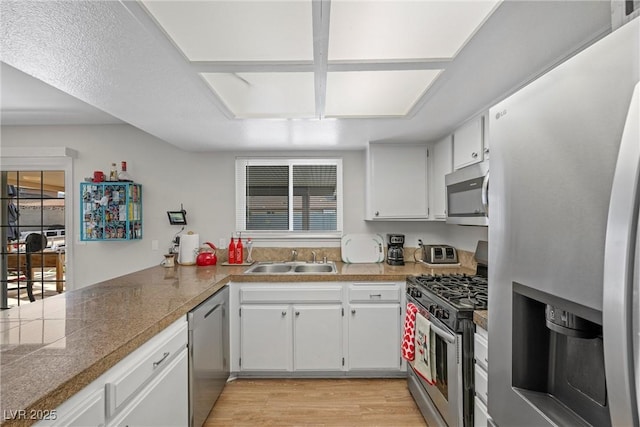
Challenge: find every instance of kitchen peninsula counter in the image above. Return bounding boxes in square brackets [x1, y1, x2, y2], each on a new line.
[0, 261, 474, 426]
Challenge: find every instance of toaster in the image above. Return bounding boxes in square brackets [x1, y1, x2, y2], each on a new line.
[422, 245, 459, 264]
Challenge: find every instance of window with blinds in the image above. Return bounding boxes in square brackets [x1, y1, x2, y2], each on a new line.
[237, 159, 342, 235]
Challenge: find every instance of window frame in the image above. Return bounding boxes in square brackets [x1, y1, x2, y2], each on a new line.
[235, 157, 343, 240]
[1, 147, 76, 308]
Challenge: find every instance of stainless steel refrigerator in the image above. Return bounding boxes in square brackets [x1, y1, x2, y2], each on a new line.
[488, 16, 639, 427]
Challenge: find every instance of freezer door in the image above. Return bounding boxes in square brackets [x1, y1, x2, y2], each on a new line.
[603, 83, 640, 427]
[488, 18, 640, 427]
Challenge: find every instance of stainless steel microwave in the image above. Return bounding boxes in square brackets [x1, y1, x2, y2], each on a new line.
[445, 161, 489, 226]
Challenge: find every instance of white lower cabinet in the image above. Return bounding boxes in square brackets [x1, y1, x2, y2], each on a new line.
[36, 317, 188, 427]
[35, 385, 105, 426]
[474, 325, 491, 427]
[293, 305, 343, 371]
[348, 304, 401, 370]
[106, 348, 188, 427]
[233, 281, 404, 376]
[347, 282, 403, 371]
[238, 284, 344, 372]
[240, 304, 292, 371]
[474, 396, 489, 427]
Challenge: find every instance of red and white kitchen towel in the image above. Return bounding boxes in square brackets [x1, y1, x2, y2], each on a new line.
[414, 312, 435, 385]
[401, 303, 418, 361]
[401, 303, 436, 385]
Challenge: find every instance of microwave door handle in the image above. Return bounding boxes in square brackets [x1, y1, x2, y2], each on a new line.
[603, 83, 640, 427]
[481, 170, 489, 217]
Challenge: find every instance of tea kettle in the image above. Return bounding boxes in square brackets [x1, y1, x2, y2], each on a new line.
[196, 242, 217, 266]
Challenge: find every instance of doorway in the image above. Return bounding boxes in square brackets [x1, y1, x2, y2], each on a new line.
[1, 170, 66, 308]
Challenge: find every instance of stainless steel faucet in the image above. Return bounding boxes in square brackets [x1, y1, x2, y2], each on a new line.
[291, 249, 298, 262]
[311, 251, 317, 263]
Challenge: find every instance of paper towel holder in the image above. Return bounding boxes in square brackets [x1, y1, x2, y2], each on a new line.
[167, 204, 187, 225]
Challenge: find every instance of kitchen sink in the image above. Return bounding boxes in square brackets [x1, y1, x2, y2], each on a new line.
[245, 264, 293, 274]
[293, 264, 336, 273]
[245, 261, 337, 274]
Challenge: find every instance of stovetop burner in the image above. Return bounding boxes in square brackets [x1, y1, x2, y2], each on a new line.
[408, 273, 488, 311]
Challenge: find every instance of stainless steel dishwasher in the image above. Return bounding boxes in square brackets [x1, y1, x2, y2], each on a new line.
[188, 286, 229, 427]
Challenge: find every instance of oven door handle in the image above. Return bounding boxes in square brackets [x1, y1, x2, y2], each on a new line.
[406, 293, 458, 344]
[428, 321, 457, 344]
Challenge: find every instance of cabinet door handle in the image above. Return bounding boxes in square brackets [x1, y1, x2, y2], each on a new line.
[281, 311, 287, 316]
[375, 211, 380, 217]
[153, 352, 170, 369]
[370, 294, 382, 298]
[484, 147, 490, 154]
[295, 311, 300, 316]
[471, 152, 479, 158]
[351, 309, 356, 314]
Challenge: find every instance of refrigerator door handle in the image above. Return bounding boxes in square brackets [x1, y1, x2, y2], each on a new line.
[481, 170, 489, 216]
[603, 82, 640, 427]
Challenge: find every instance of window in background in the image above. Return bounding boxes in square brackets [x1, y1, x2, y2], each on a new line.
[236, 159, 342, 236]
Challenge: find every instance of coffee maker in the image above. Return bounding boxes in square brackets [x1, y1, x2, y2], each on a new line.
[386, 234, 405, 265]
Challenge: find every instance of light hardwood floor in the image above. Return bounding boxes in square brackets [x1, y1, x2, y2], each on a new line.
[204, 378, 427, 426]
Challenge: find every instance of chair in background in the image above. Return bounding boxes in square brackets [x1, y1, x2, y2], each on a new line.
[19, 233, 48, 302]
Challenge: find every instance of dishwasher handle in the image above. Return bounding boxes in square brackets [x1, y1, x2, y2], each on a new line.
[188, 291, 225, 331]
[204, 303, 222, 319]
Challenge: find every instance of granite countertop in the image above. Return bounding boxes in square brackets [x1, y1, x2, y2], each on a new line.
[474, 310, 488, 331]
[0, 261, 475, 426]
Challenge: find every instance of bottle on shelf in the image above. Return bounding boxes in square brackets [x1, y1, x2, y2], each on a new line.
[109, 163, 118, 181]
[118, 161, 133, 181]
[228, 235, 236, 264]
[235, 234, 243, 264]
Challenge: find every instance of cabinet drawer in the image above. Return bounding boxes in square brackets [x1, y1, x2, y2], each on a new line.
[474, 364, 488, 405]
[106, 349, 188, 427]
[474, 329, 488, 370]
[35, 388, 105, 427]
[349, 284, 400, 302]
[105, 318, 187, 416]
[474, 395, 489, 427]
[240, 286, 342, 303]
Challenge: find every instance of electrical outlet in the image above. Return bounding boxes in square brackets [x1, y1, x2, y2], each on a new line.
[151, 240, 159, 250]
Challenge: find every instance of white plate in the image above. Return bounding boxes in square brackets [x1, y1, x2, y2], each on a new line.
[341, 234, 385, 263]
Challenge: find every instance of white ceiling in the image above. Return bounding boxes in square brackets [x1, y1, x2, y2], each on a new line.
[0, 1, 611, 151]
[141, 0, 500, 119]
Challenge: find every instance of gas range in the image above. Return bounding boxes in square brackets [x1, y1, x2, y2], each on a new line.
[406, 273, 488, 332]
[405, 241, 489, 427]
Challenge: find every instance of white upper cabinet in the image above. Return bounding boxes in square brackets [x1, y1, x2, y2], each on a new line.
[366, 142, 429, 220]
[453, 115, 485, 170]
[428, 135, 453, 219]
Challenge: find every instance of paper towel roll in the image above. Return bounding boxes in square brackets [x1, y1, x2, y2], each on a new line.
[178, 233, 199, 265]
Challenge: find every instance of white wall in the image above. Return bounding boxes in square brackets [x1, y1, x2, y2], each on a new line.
[1, 124, 487, 288]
